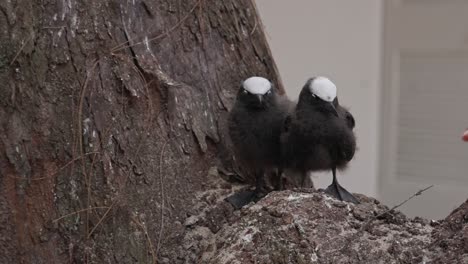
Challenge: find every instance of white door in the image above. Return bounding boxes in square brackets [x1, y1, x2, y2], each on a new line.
[380, 0, 468, 219]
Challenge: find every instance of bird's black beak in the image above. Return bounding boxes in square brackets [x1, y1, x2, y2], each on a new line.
[256, 94, 263, 104]
[330, 102, 339, 117]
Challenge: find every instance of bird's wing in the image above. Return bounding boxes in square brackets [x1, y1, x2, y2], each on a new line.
[344, 110, 355, 130]
[336, 105, 355, 130]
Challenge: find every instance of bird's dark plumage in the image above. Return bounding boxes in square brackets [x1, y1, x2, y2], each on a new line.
[335, 97, 355, 130]
[282, 77, 359, 203]
[226, 77, 292, 208]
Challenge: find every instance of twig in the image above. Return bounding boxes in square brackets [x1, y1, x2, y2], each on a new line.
[327, 185, 434, 253]
[10, 35, 33, 66]
[132, 216, 157, 264]
[41, 26, 67, 29]
[53, 206, 110, 222]
[86, 152, 99, 239]
[87, 199, 117, 239]
[111, 0, 201, 53]
[250, 17, 258, 36]
[156, 141, 169, 256]
[86, 69, 154, 239]
[109, 54, 154, 157]
[7, 152, 99, 181]
[86, 157, 133, 239]
[362, 185, 434, 229]
[77, 60, 100, 237]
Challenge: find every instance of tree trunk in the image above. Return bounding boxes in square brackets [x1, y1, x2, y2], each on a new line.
[0, 0, 282, 262]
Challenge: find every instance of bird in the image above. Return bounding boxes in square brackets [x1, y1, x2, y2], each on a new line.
[225, 76, 292, 208]
[281, 76, 359, 203]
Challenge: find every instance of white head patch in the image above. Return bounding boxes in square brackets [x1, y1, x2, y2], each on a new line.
[242, 76, 272, 95]
[309, 76, 337, 102]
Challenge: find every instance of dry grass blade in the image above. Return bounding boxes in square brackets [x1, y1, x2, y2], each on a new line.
[111, 0, 202, 53]
[10, 35, 33, 66]
[87, 199, 117, 239]
[132, 216, 157, 264]
[112, 53, 155, 158]
[156, 141, 169, 256]
[333, 185, 434, 254]
[7, 152, 99, 181]
[363, 184, 434, 227]
[53, 206, 110, 222]
[76, 59, 100, 237]
[86, 56, 155, 239]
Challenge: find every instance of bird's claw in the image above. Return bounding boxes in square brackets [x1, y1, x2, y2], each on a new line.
[325, 183, 360, 204]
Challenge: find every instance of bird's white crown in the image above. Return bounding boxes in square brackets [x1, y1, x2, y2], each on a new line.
[309, 76, 337, 102]
[242, 76, 272, 95]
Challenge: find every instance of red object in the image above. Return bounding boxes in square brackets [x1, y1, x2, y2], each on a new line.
[463, 130, 468, 142]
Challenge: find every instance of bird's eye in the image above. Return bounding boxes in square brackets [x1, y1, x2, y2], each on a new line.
[266, 90, 272, 95]
[242, 89, 249, 94]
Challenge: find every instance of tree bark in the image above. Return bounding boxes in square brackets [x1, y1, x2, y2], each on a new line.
[0, 0, 282, 262]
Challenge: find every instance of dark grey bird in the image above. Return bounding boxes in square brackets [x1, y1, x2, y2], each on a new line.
[281, 76, 359, 203]
[225, 76, 292, 208]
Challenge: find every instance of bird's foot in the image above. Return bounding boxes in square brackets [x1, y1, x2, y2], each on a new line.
[325, 182, 359, 204]
[224, 190, 257, 209]
[225, 188, 269, 209]
[274, 182, 283, 191]
[253, 189, 268, 202]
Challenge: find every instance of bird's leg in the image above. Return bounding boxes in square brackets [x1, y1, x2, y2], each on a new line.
[274, 167, 284, 191]
[300, 171, 314, 189]
[224, 170, 261, 209]
[224, 169, 268, 209]
[325, 167, 359, 204]
[254, 169, 267, 199]
[300, 171, 307, 188]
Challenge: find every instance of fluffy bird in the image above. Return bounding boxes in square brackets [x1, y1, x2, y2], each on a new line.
[226, 76, 291, 208]
[282, 77, 359, 203]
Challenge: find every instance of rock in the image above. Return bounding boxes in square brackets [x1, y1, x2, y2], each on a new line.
[176, 188, 468, 263]
[184, 216, 199, 227]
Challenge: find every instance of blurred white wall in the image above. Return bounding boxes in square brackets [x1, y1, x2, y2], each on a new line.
[256, 0, 383, 197]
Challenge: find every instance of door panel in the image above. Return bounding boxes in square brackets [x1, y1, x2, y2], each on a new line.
[380, 0, 468, 219]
